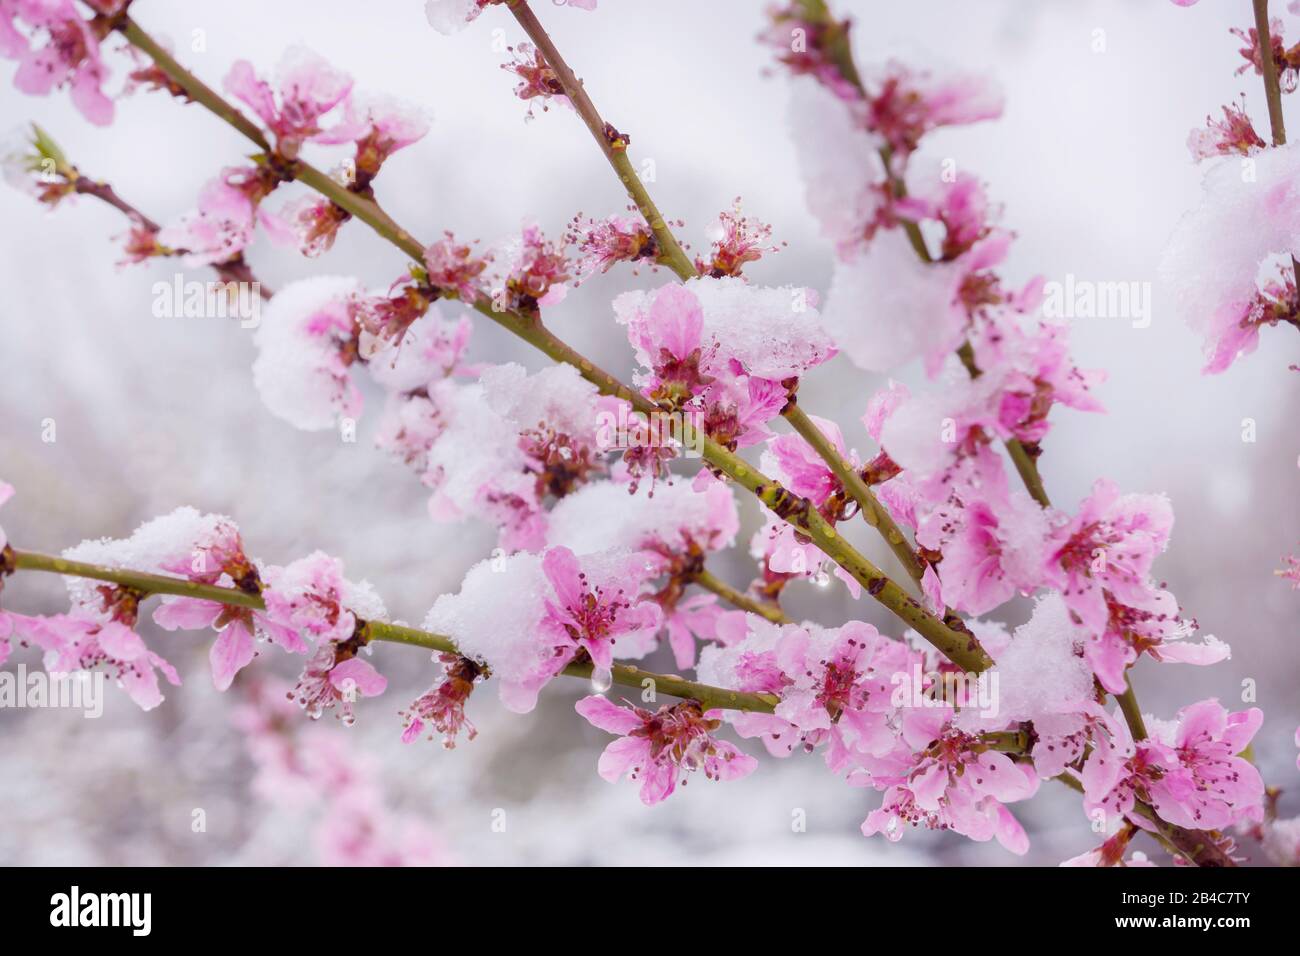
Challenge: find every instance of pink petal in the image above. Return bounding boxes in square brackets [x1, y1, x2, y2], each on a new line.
[329, 657, 387, 697]
[210, 620, 256, 691]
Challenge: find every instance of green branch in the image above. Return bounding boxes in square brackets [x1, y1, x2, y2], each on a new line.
[6, 549, 779, 714]
[113, 13, 986, 672]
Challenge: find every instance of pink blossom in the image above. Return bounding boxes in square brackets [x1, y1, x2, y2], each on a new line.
[1145, 700, 1265, 831]
[540, 546, 661, 674]
[252, 276, 365, 431]
[313, 91, 430, 185]
[575, 695, 756, 805]
[224, 47, 354, 157]
[153, 597, 304, 692]
[1083, 701, 1264, 832]
[1059, 826, 1155, 867]
[698, 618, 914, 777]
[423, 230, 491, 301]
[0, 0, 114, 125]
[425, 548, 657, 713]
[272, 194, 350, 258]
[659, 594, 723, 670]
[862, 708, 1037, 852]
[497, 221, 571, 311]
[1200, 266, 1300, 375]
[896, 169, 995, 261]
[1086, 587, 1228, 695]
[695, 200, 781, 278]
[615, 280, 833, 450]
[929, 485, 1050, 616]
[401, 653, 484, 748]
[1045, 479, 1173, 635]
[157, 165, 290, 268]
[765, 415, 850, 504]
[1278, 550, 1300, 588]
[1232, 18, 1300, 93]
[568, 214, 658, 278]
[262, 550, 384, 645]
[861, 60, 1004, 159]
[501, 42, 567, 118]
[23, 613, 180, 710]
[291, 642, 388, 724]
[1160, 141, 1300, 375]
[1187, 98, 1266, 161]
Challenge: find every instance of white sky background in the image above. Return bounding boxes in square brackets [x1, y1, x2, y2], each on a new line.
[0, 0, 1296, 865]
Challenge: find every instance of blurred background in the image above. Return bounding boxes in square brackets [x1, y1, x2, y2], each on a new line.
[0, 0, 1296, 865]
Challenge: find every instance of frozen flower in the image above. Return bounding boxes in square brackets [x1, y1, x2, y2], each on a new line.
[502, 42, 566, 117]
[423, 230, 491, 301]
[897, 167, 996, 260]
[1083, 700, 1264, 833]
[272, 194, 350, 258]
[568, 213, 658, 278]
[154, 596, 304, 691]
[1160, 141, 1300, 373]
[355, 273, 440, 347]
[862, 60, 1004, 159]
[290, 641, 388, 724]
[927, 486, 1052, 617]
[262, 550, 386, 646]
[0, 0, 114, 124]
[252, 275, 365, 431]
[401, 653, 484, 748]
[1232, 18, 1300, 93]
[22, 613, 180, 710]
[1187, 98, 1266, 161]
[157, 165, 291, 267]
[862, 708, 1037, 853]
[424, 0, 492, 35]
[1199, 265, 1300, 375]
[575, 695, 757, 804]
[822, 228, 1010, 376]
[495, 221, 571, 311]
[314, 91, 430, 185]
[1044, 478, 1173, 635]
[422, 363, 607, 549]
[695, 200, 781, 278]
[540, 546, 661, 674]
[614, 279, 832, 451]
[787, 77, 892, 256]
[698, 617, 913, 778]
[546, 478, 740, 667]
[1145, 700, 1265, 831]
[1059, 824, 1154, 867]
[425, 547, 658, 713]
[1086, 586, 1228, 695]
[367, 306, 472, 390]
[224, 47, 353, 157]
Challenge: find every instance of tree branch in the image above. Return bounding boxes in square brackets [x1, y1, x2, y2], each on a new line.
[5, 548, 779, 715]
[113, 13, 988, 673]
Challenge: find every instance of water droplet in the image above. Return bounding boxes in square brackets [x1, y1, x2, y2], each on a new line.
[813, 563, 832, 588]
[591, 666, 614, 693]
